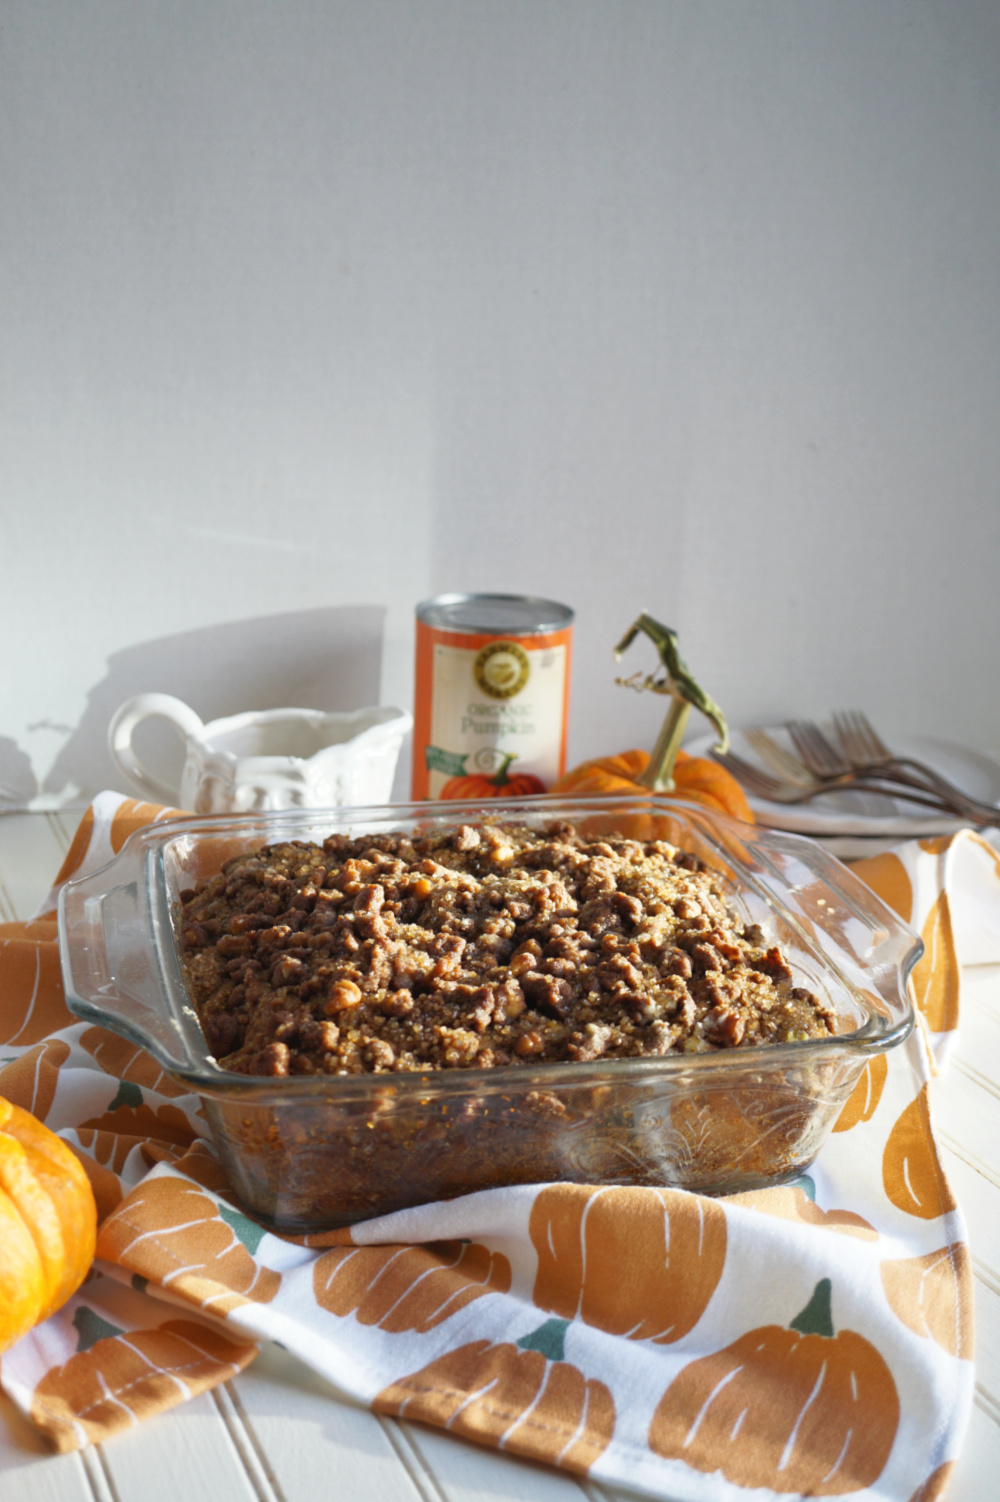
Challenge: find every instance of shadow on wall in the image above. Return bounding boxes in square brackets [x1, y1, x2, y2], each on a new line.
[0, 737, 37, 806]
[18, 605, 386, 808]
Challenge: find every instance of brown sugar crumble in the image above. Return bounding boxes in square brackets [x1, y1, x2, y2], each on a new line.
[179, 820, 836, 1078]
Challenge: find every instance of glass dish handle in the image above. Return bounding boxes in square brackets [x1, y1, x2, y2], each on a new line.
[738, 822, 921, 1027]
[58, 856, 198, 1073]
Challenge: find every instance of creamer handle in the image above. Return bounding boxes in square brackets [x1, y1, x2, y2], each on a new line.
[108, 693, 206, 802]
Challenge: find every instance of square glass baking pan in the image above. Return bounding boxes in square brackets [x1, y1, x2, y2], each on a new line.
[58, 796, 919, 1231]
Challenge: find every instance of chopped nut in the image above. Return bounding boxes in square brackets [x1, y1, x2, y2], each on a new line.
[324, 979, 363, 1014]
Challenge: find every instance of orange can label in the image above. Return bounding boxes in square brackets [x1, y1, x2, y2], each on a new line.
[412, 600, 573, 800]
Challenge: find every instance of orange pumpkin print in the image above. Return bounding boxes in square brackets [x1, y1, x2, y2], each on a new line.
[79, 1094, 196, 1150]
[79, 1027, 188, 1099]
[63, 1140, 124, 1223]
[53, 806, 96, 886]
[0, 1038, 70, 1121]
[880, 1242, 973, 1358]
[30, 1317, 255, 1452]
[882, 1084, 957, 1220]
[649, 1278, 899, 1494]
[832, 1054, 889, 1133]
[0, 934, 73, 1045]
[911, 893, 960, 1033]
[375, 1318, 614, 1474]
[75, 1126, 155, 1179]
[96, 1177, 280, 1314]
[313, 1239, 511, 1331]
[908, 1461, 955, 1502]
[529, 1184, 726, 1342]
[917, 836, 954, 857]
[146, 1138, 233, 1194]
[108, 800, 181, 854]
[852, 850, 913, 922]
[725, 1183, 877, 1241]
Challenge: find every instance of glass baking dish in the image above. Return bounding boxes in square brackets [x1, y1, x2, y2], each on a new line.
[58, 796, 919, 1232]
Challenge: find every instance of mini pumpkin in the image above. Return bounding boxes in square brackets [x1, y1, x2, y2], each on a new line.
[0, 1095, 98, 1353]
[552, 746, 753, 822]
[649, 1278, 899, 1494]
[550, 614, 753, 824]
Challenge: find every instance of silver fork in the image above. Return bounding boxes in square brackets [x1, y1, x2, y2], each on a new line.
[710, 749, 968, 813]
[743, 727, 816, 786]
[785, 721, 853, 780]
[831, 711, 1000, 826]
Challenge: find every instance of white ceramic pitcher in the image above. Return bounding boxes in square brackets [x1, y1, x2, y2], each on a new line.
[108, 693, 412, 813]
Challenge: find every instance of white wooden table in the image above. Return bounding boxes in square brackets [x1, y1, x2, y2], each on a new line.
[2, 810, 999, 1502]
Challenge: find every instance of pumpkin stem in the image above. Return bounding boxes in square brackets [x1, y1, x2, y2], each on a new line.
[613, 613, 730, 790]
[636, 694, 690, 793]
[789, 1278, 834, 1339]
[517, 1317, 569, 1363]
[489, 752, 518, 787]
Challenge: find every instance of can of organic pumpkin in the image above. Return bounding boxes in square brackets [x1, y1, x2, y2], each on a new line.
[412, 594, 574, 800]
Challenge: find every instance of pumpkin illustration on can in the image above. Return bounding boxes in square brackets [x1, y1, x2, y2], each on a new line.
[648, 1278, 899, 1494]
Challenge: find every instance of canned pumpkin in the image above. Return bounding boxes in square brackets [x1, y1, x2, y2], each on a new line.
[411, 594, 574, 800]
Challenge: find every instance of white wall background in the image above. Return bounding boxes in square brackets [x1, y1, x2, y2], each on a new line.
[2, 0, 999, 807]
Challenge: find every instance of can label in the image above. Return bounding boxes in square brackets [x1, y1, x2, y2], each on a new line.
[412, 618, 572, 799]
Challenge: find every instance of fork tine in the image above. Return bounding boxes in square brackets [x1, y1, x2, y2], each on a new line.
[829, 712, 1000, 825]
[743, 728, 815, 786]
[785, 720, 850, 778]
[710, 750, 785, 797]
[838, 710, 891, 762]
[831, 711, 861, 761]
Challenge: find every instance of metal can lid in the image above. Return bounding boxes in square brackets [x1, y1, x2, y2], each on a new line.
[416, 593, 574, 636]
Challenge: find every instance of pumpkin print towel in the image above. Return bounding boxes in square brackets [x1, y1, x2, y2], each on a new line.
[1, 792, 995, 1499]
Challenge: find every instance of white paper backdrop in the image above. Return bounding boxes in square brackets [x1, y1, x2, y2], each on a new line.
[2, 0, 999, 808]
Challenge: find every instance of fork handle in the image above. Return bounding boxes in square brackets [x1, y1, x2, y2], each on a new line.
[869, 758, 1000, 825]
[765, 775, 994, 820]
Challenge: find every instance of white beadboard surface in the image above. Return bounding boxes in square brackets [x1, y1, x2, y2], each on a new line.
[0, 811, 997, 1502]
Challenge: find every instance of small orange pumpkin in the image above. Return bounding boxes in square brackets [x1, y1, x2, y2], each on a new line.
[0, 1095, 98, 1353]
[648, 1278, 899, 1494]
[550, 613, 753, 825]
[552, 747, 753, 823]
[441, 751, 547, 800]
